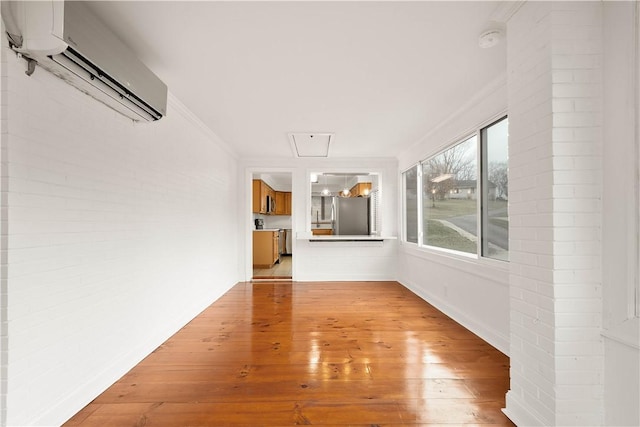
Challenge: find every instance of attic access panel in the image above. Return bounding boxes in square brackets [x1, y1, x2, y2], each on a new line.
[289, 133, 333, 158]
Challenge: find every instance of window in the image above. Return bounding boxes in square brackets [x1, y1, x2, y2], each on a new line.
[402, 116, 509, 261]
[481, 117, 509, 261]
[403, 165, 418, 243]
[422, 136, 477, 254]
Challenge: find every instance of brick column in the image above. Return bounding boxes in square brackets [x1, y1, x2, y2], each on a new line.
[505, 2, 603, 425]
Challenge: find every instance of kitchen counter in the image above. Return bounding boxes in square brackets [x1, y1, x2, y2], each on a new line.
[299, 234, 397, 242]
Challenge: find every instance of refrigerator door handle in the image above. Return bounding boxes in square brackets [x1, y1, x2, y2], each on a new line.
[331, 199, 336, 234]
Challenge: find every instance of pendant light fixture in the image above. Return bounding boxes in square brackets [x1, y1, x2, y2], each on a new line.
[321, 174, 331, 196]
[340, 175, 351, 198]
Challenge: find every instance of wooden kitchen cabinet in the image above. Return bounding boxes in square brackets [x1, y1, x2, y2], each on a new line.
[253, 179, 274, 214]
[252, 180, 263, 213]
[253, 180, 291, 215]
[349, 182, 371, 197]
[253, 231, 279, 267]
[273, 231, 279, 263]
[275, 191, 286, 215]
[284, 192, 291, 215]
[275, 191, 292, 215]
[267, 185, 275, 205]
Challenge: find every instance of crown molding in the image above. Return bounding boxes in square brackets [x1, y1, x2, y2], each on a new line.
[490, 0, 526, 23]
[167, 92, 239, 160]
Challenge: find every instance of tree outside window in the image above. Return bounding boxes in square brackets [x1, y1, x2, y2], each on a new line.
[422, 136, 477, 254]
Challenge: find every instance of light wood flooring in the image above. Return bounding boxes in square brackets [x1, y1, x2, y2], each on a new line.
[253, 254, 292, 279]
[64, 281, 514, 426]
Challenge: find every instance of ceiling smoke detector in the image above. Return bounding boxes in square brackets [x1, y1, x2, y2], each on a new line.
[478, 29, 503, 48]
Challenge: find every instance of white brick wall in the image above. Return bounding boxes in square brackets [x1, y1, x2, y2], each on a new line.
[550, 3, 603, 425]
[506, 2, 603, 426]
[2, 41, 239, 425]
[507, 4, 556, 423]
[1, 23, 9, 427]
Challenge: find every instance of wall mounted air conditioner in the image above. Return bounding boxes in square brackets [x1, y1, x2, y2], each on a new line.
[1, 1, 167, 122]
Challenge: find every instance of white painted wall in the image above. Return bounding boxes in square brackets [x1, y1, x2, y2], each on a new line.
[396, 77, 510, 355]
[398, 248, 509, 354]
[602, 2, 640, 425]
[0, 24, 7, 427]
[1, 42, 240, 425]
[239, 158, 398, 282]
[296, 239, 397, 281]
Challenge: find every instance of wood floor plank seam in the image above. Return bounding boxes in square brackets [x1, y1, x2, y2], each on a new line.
[64, 281, 514, 426]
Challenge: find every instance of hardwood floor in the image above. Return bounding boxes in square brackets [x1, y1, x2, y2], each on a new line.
[253, 255, 292, 279]
[64, 281, 514, 426]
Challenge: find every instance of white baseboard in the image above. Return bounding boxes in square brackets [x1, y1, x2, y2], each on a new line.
[399, 278, 509, 355]
[504, 390, 547, 426]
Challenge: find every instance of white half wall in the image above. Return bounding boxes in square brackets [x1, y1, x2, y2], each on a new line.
[295, 239, 398, 282]
[1, 41, 240, 426]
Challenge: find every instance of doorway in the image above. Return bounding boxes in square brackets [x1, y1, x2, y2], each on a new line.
[251, 172, 292, 280]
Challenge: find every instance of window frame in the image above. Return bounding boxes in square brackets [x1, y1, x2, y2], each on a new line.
[401, 113, 508, 263]
[480, 116, 509, 261]
[402, 164, 420, 244]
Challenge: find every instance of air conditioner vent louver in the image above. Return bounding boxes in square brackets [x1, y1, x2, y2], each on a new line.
[51, 47, 163, 121]
[1, 0, 167, 122]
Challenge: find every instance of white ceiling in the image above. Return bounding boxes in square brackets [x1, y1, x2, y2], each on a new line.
[87, 1, 507, 160]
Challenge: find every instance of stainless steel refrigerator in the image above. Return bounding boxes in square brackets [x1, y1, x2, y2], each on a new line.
[332, 197, 370, 235]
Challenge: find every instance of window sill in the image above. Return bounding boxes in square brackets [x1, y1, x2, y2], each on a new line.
[400, 240, 509, 285]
